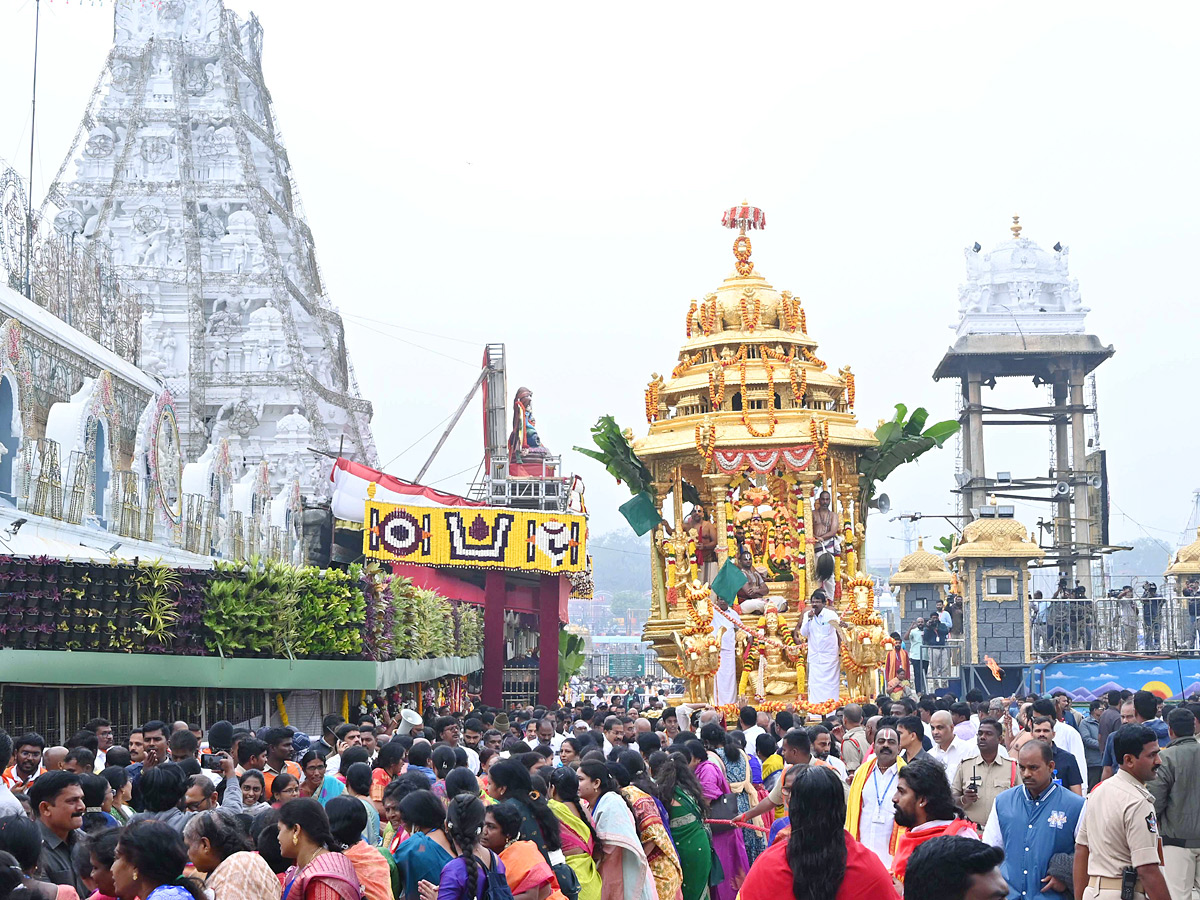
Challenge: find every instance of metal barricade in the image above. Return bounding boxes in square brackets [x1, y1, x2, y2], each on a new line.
[1031, 596, 1200, 657]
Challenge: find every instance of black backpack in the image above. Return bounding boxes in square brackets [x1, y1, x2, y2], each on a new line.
[478, 851, 514, 900]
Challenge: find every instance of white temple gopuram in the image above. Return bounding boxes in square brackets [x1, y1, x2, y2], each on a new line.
[41, 0, 376, 494]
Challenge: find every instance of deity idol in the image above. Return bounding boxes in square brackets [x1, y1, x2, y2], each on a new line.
[508, 386, 550, 463]
[672, 580, 722, 704]
[841, 576, 892, 700]
[739, 607, 805, 698]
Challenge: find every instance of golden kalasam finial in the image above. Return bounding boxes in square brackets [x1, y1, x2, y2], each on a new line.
[722, 203, 765, 277]
[1011, 215, 1022, 240]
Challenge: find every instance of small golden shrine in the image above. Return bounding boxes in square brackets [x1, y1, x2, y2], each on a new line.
[637, 205, 879, 712]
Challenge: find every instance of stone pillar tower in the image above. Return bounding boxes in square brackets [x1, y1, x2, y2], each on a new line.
[889, 538, 954, 637]
[948, 512, 1045, 666]
[42, 0, 376, 492]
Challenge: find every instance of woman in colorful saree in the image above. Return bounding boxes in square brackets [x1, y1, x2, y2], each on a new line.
[651, 754, 713, 900]
[547, 768, 601, 900]
[608, 760, 682, 900]
[483, 804, 568, 900]
[576, 761, 655, 900]
[683, 739, 747, 900]
[392, 791, 455, 900]
[276, 798, 363, 900]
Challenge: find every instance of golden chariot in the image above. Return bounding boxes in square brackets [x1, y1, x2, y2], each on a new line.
[636, 205, 888, 715]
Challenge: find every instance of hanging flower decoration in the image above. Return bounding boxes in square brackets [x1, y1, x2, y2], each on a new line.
[707, 363, 726, 409]
[843, 367, 855, 410]
[738, 288, 762, 332]
[739, 358, 778, 438]
[811, 417, 830, 466]
[699, 294, 719, 335]
[779, 291, 802, 333]
[662, 535, 681, 607]
[694, 420, 717, 469]
[672, 350, 704, 379]
[724, 486, 738, 559]
[801, 346, 826, 369]
[685, 299, 698, 338]
[645, 375, 662, 423]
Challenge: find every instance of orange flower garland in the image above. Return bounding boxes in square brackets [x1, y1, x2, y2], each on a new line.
[661, 537, 678, 606]
[707, 363, 726, 409]
[799, 307, 807, 334]
[672, 351, 704, 379]
[810, 417, 830, 465]
[694, 421, 716, 468]
[645, 378, 661, 423]
[700, 295, 719, 334]
[725, 487, 737, 558]
[844, 368, 855, 409]
[739, 292, 762, 332]
[790, 360, 807, 407]
[685, 299, 698, 338]
[739, 359, 778, 438]
[801, 346, 826, 370]
[779, 292, 802, 332]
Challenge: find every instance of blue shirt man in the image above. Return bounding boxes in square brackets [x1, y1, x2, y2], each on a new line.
[982, 741, 1085, 900]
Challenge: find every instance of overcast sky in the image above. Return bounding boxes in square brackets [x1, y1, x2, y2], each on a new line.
[1, 1, 1198, 576]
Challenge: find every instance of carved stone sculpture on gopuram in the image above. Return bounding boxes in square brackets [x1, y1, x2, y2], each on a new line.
[637, 205, 888, 715]
[41, 0, 376, 493]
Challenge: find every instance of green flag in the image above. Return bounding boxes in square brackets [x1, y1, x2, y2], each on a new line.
[710, 559, 748, 602]
[619, 491, 660, 536]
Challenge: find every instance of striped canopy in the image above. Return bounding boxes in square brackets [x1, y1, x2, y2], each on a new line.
[721, 204, 766, 230]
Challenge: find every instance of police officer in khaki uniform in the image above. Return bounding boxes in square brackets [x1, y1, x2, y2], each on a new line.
[1073, 723, 1171, 900]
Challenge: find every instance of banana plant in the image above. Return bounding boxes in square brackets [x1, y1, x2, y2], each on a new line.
[573, 414, 701, 504]
[858, 403, 960, 525]
[559, 631, 586, 687]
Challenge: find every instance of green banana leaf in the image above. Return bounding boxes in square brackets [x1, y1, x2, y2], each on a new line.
[858, 403, 960, 519]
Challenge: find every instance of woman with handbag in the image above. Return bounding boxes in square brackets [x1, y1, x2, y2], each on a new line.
[577, 761, 655, 900]
[715, 732, 765, 863]
[684, 740, 747, 900]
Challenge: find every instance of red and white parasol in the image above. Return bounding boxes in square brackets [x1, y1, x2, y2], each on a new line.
[721, 204, 766, 233]
[722, 203, 764, 275]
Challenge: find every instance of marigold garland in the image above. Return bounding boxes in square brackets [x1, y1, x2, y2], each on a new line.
[811, 418, 830, 465]
[844, 368, 855, 409]
[801, 346, 826, 370]
[779, 292, 802, 332]
[707, 363, 726, 409]
[672, 351, 704, 379]
[725, 487, 737, 559]
[700, 294, 719, 334]
[685, 299, 698, 338]
[694, 421, 717, 467]
[739, 360, 778, 438]
[645, 377, 662, 424]
[738, 290, 762, 332]
[799, 307, 807, 334]
[661, 537, 678, 606]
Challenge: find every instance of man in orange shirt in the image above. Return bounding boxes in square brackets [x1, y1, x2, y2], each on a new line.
[2, 733, 45, 791]
[261, 726, 301, 794]
[889, 757, 980, 884]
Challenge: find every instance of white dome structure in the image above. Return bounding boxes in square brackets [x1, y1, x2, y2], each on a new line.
[955, 216, 1088, 338]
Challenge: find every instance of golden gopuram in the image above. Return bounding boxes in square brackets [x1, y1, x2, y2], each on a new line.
[637, 205, 884, 715]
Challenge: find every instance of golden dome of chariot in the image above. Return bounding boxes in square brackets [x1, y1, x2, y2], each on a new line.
[890, 538, 954, 585]
[1167, 527, 1200, 576]
[947, 516, 1045, 560]
[635, 206, 876, 463]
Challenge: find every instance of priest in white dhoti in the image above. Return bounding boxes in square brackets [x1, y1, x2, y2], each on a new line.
[798, 589, 841, 704]
[713, 596, 742, 705]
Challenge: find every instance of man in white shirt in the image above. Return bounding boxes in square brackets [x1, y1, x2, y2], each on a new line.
[928, 710, 975, 784]
[799, 591, 841, 704]
[713, 597, 742, 706]
[808, 724, 849, 782]
[739, 706, 765, 750]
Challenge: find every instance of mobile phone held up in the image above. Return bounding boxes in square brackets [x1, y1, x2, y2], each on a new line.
[201, 753, 222, 770]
